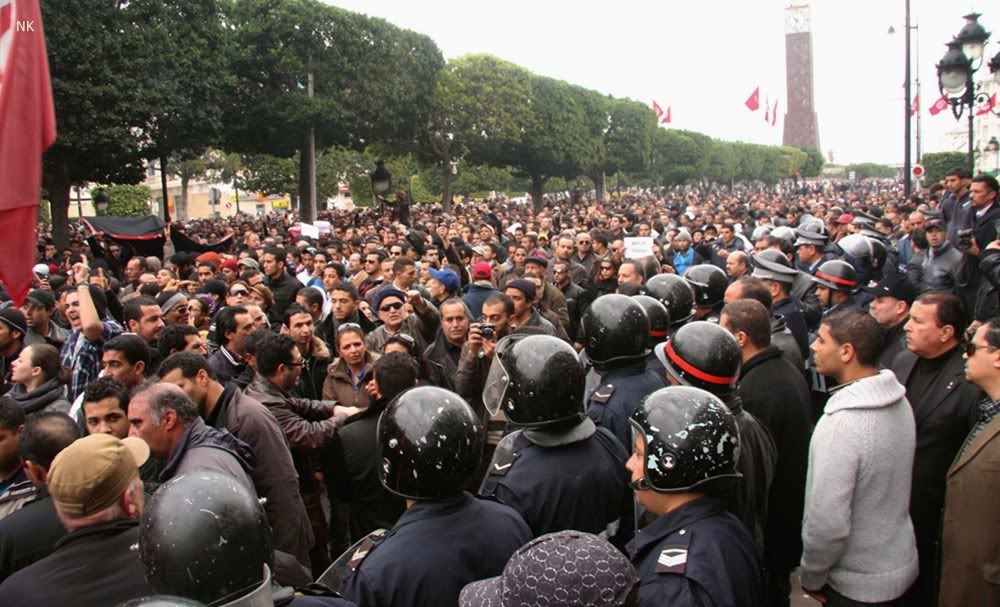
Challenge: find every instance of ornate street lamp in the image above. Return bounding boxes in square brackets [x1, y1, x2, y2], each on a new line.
[990, 48, 1000, 83]
[955, 12, 991, 61]
[370, 161, 392, 203]
[937, 40, 971, 97]
[938, 12, 994, 173]
[93, 188, 110, 215]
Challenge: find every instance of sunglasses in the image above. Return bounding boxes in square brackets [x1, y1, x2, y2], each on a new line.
[337, 322, 361, 332]
[600, 265, 614, 271]
[379, 302, 404, 313]
[365, 259, 378, 264]
[229, 289, 248, 296]
[963, 340, 997, 357]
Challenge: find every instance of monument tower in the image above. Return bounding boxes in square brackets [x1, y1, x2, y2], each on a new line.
[783, 2, 820, 149]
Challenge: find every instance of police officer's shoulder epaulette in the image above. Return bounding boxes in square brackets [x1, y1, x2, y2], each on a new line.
[590, 384, 616, 405]
[655, 529, 692, 575]
[347, 529, 386, 572]
[488, 430, 523, 477]
[0, 481, 36, 504]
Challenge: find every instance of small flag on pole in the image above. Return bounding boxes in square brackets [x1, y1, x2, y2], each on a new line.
[911, 94, 919, 117]
[662, 106, 671, 125]
[771, 99, 778, 126]
[928, 95, 949, 116]
[745, 87, 760, 111]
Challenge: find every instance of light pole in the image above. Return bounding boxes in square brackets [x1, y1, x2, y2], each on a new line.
[370, 160, 392, 206]
[936, 12, 992, 174]
[988, 136, 1000, 175]
[94, 188, 110, 216]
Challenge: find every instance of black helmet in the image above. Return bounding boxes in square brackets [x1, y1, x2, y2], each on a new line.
[683, 265, 727, 308]
[839, 233, 886, 284]
[629, 386, 741, 493]
[483, 334, 585, 428]
[378, 386, 485, 499]
[632, 295, 670, 343]
[654, 321, 741, 394]
[116, 598, 207, 607]
[810, 259, 859, 293]
[139, 471, 272, 605]
[794, 221, 829, 247]
[581, 294, 650, 366]
[751, 249, 798, 285]
[645, 274, 694, 328]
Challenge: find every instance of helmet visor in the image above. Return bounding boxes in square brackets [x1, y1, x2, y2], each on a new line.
[482, 336, 515, 416]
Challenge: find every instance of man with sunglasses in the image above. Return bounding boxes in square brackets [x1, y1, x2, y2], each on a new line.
[890, 292, 982, 607]
[358, 250, 386, 299]
[938, 316, 1000, 606]
[364, 287, 440, 354]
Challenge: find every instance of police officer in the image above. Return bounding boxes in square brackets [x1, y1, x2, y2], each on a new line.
[684, 265, 728, 322]
[810, 259, 861, 315]
[341, 386, 531, 607]
[583, 295, 669, 451]
[751, 250, 809, 359]
[645, 273, 696, 332]
[838, 233, 889, 308]
[634, 294, 671, 376]
[626, 386, 763, 606]
[653, 321, 776, 555]
[791, 223, 831, 329]
[479, 334, 630, 538]
[139, 470, 355, 606]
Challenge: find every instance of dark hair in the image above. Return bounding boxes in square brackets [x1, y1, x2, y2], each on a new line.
[391, 256, 415, 276]
[619, 259, 646, 282]
[971, 175, 999, 194]
[158, 351, 217, 382]
[297, 287, 324, 310]
[735, 276, 774, 312]
[139, 282, 161, 298]
[25, 344, 62, 383]
[215, 305, 249, 347]
[332, 283, 360, 301]
[104, 334, 151, 367]
[283, 303, 312, 326]
[945, 167, 972, 179]
[822, 308, 882, 368]
[910, 228, 928, 250]
[0, 396, 24, 432]
[264, 245, 287, 263]
[124, 297, 159, 331]
[982, 316, 1000, 349]
[372, 352, 419, 404]
[82, 378, 130, 412]
[483, 292, 515, 317]
[722, 300, 772, 349]
[327, 261, 346, 280]
[256, 333, 296, 377]
[128, 256, 149, 272]
[244, 329, 269, 358]
[18, 411, 80, 471]
[158, 324, 200, 358]
[915, 291, 967, 336]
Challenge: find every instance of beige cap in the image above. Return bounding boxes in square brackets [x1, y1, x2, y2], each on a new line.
[48, 434, 150, 519]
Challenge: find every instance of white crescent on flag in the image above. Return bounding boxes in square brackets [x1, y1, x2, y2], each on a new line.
[0, 0, 14, 93]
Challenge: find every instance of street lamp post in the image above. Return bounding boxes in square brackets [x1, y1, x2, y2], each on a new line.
[988, 135, 1000, 175]
[370, 161, 392, 206]
[94, 188, 110, 215]
[937, 13, 992, 174]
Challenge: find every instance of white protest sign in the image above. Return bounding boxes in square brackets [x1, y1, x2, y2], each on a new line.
[624, 237, 654, 259]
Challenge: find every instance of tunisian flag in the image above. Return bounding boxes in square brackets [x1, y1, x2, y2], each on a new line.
[661, 105, 672, 125]
[0, 0, 57, 306]
[976, 93, 997, 116]
[928, 95, 949, 116]
[652, 100, 665, 121]
[745, 86, 760, 111]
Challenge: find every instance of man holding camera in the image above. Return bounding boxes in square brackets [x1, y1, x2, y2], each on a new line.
[955, 176, 1000, 319]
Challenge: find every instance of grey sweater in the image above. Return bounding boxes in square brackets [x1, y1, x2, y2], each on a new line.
[800, 369, 919, 602]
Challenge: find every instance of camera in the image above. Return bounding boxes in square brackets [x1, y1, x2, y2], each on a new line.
[479, 324, 496, 340]
[957, 228, 974, 251]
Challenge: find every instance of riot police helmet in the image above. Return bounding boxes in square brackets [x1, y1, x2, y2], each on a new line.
[645, 274, 695, 329]
[683, 264, 727, 309]
[632, 295, 671, 344]
[654, 321, 742, 394]
[809, 259, 859, 293]
[580, 294, 650, 367]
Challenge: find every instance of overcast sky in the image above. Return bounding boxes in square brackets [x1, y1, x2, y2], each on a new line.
[326, 0, 995, 166]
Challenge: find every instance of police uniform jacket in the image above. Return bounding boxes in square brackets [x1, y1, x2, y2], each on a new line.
[774, 296, 809, 361]
[586, 360, 670, 450]
[479, 418, 630, 538]
[341, 492, 531, 607]
[724, 394, 777, 556]
[627, 496, 763, 607]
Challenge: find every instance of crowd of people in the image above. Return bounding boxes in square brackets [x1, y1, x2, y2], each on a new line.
[0, 168, 996, 607]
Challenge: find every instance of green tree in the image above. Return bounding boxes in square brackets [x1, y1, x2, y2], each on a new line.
[799, 146, 826, 177]
[846, 163, 897, 179]
[92, 184, 152, 217]
[650, 130, 711, 186]
[921, 151, 967, 185]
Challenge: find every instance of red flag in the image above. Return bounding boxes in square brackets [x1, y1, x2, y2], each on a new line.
[661, 106, 671, 125]
[745, 87, 760, 111]
[652, 100, 664, 121]
[911, 94, 919, 116]
[928, 95, 949, 116]
[976, 93, 997, 116]
[0, 0, 57, 306]
[764, 94, 770, 122]
[771, 99, 778, 126]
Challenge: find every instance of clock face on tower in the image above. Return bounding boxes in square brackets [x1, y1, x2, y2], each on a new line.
[785, 7, 810, 33]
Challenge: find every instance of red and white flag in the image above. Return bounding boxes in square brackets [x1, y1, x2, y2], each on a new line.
[652, 100, 665, 121]
[745, 86, 760, 111]
[928, 95, 949, 116]
[911, 94, 919, 117]
[661, 105, 671, 125]
[771, 99, 778, 126]
[976, 93, 996, 116]
[0, 0, 57, 306]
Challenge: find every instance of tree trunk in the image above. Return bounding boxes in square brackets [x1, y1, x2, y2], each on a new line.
[44, 158, 72, 250]
[590, 173, 605, 201]
[441, 160, 453, 212]
[531, 173, 547, 213]
[177, 174, 190, 221]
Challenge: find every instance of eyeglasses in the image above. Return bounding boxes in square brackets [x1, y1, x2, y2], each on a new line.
[379, 302, 404, 313]
[229, 289, 248, 296]
[365, 259, 378, 265]
[337, 322, 361, 332]
[600, 265, 614, 271]
[963, 340, 998, 357]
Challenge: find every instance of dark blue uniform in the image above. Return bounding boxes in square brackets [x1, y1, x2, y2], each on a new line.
[341, 492, 530, 607]
[628, 496, 763, 607]
[774, 296, 809, 360]
[479, 422, 630, 537]
[586, 360, 669, 450]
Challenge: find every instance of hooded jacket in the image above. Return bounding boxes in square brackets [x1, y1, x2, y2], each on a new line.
[6, 379, 70, 415]
[159, 417, 256, 494]
[800, 370, 918, 602]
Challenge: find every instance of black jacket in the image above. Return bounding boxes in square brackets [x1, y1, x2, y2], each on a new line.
[268, 270, 303, 323]
[425, 331, 462, 381]
[878, 319, 908, 370]
[738, 347, 811, 571]
[0, 519, 151, 606]
[723, 393, 777, 558]
[0, 491, 65, 583]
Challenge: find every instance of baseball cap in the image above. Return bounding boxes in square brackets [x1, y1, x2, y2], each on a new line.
[836, 213, 854, 225]
[428, 268, 461, 294]
[237, 258, 260, 271]
[925, 218, 947, 232]
[459, 531, 638, 607]
[25, 289, 55, 309]
[0, 308, 27, 336]
[472, 262, 493, 281]
[861, 274, 918, 306]
[48, 434, 150, 519]
[221, 258, 239, 271]
[524, 255, 549, 269]
[32, 263, 50, 277]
